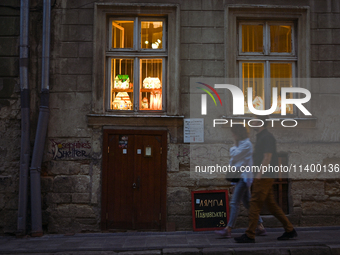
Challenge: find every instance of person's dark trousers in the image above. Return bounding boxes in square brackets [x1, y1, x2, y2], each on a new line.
[245, 178, 294, 239]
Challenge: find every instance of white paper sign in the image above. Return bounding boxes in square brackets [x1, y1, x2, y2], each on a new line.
[123, 149, 127, 154]
[184, 118, 204, 143]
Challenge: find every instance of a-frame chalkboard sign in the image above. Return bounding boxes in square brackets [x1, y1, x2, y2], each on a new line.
[191, 190, 229, 231]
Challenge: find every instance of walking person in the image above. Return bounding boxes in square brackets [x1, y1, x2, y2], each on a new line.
[215, 125, 266, 238]
[234, 116, 297, 243]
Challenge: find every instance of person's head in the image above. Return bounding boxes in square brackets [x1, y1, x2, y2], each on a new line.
[252, 115, 269, 132]
[231, 124, 249, 141]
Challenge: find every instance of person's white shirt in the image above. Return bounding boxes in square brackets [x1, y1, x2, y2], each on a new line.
[229, 138, 254, 187]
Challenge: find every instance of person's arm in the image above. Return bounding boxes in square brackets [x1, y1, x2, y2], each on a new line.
[230, 141, 252, 162]
[255, 152, 272, 179]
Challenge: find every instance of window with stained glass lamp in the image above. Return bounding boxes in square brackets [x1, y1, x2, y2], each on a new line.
[111, 59, 133, 110]
[140, 59, 163, 111]
[108, 17, 166, 112]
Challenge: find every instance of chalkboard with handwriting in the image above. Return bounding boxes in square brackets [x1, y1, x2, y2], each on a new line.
[191, 190, 229, 231]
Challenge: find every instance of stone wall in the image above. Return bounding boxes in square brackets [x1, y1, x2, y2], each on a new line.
[0, 0, 21, 234]
[1, 0, 340, 235]
[169, 0, 340, 230]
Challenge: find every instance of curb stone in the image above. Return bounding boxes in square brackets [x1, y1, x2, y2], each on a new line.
[55, 252, 118, 255]
[202, 247, 234, 255]
[163, 248, 200, 255]
[233, 248, 290, 255]
[289, 246, 332, 255]
[118, 251, 161, 255]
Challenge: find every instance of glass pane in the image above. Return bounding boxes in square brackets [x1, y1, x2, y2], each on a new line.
[271, 63, 293, 114]
[140, 59, 163, 110]
[242, 63, 264, 113]
[270, 25, 292, 53]
[111, 59, 134, 110]
[141, 21, 163, 49]
[112, 20, 134, 49]
[242, 25, 263, 52]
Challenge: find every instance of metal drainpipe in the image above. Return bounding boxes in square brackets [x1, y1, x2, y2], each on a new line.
[17, 0, 30, 237]
[30, 0, 51, 237]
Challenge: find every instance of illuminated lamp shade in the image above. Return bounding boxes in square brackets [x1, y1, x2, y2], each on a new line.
[143, 77, 161, 89]
[150, 92, 162, 110]
[112, 92, 132, 110]
[114, 75, 130, 89]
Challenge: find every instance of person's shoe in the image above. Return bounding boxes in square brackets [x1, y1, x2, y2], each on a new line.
[214, 228, 231, 238]
[277, 229, 298, 240]
[255, 227, 267, 236]
[234, 234, 255, 243]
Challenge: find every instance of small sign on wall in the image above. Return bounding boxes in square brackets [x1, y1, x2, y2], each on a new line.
[48, 139, 91, 160]
[184, 118, 204, 143]
[144, 146, 152, 157]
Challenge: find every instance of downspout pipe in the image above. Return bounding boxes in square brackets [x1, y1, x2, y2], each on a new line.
[17, 0, 30, 237]
[30, 0, 51, 237]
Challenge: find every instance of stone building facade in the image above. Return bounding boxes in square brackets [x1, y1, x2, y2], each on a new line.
[1, 0, 340, 234]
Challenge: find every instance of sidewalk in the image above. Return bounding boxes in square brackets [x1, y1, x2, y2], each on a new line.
[1, 226, 340, 255]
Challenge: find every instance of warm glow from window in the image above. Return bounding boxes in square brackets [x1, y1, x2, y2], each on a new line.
[111, 59, 134, 110]
[240, 21, 295, 115]
[242, 63, 265, 113]
[112, 20, 134, 49]
[140, 59, 162, 110]
[242, 25, 263, 52]
[271, 63, 293, 114]
[270, 25, 292, 53]
[141, 21, 163, 49]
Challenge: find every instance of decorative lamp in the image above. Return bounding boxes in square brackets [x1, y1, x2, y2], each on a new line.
[114, 75, 130, 89]
[112, 92, 132, 110]
[150, 92, 162, 110]
[143, 77, 161, 89]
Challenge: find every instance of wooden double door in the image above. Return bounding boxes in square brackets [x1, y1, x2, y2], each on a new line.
[102, 130, 167, 231]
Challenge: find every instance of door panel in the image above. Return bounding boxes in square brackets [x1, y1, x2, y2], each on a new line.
[102, 130, 167, 231]
[107, 134, 135, 229]
[134, 135, 162, 230]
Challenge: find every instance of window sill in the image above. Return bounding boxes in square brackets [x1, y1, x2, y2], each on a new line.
[87, 113, 184, 127]
[221, 116, 317, 129]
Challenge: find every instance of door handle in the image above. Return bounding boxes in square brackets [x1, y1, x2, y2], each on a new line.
[133, 183, 136, 189]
